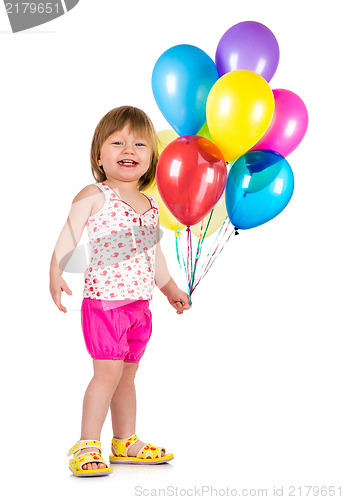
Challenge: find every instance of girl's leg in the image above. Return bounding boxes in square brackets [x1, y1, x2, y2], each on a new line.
[110, 362, 138, 437]
[109, 362, 165, 457]
[79, 359, 124, 470]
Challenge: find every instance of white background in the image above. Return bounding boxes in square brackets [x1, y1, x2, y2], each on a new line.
[0, 0, 344, 498]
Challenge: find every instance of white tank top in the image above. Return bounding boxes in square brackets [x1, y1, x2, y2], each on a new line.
[83, 182, 160, 301]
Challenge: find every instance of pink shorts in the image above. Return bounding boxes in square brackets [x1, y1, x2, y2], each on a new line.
[81, 298, 152, 362]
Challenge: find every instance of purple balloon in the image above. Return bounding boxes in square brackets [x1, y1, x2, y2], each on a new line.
[215, 21, 280, 82]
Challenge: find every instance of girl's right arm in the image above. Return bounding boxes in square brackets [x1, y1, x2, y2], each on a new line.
[49, 184, 101, 313]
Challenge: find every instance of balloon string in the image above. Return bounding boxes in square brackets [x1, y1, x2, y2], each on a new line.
[195, 218, 204, 265]
[191, 225, 233, 295]
[189, 227, 193, 304]
[175, 214, 237, 301]
[191, 217, 232, 293]
[175, 221, 191, 301]
[186, 227, 193, 304]
[191, 209, 214, 289]
[189, 227, 193, 288]
[194, 216, 229, 281]
[197, 219, 232, 284]
[190, 219, 204, 288]
[186, 227, 190, 286]
[192, 224, 235, 294]
[192, 220, 233, 293]
[174, 230, 182, 270]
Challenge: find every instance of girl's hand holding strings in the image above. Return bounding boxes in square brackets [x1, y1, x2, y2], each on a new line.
[167, 288, 191, 315]
[50, 274, 73, 313]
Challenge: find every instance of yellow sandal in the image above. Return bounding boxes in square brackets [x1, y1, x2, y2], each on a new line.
[109, 434, 174, 465]
[68, 440, 113, 477]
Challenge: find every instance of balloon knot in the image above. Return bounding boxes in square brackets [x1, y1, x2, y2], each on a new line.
[234, 227, 239, 235]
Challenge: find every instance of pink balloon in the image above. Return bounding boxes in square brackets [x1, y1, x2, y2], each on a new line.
[251, 89, 308, 157]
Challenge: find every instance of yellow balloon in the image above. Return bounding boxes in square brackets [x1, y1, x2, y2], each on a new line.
[157, 129, 179, 156]
[190, 191, 228, 238]
[143, 180, 186, 233]
[206, 70, 275, 162]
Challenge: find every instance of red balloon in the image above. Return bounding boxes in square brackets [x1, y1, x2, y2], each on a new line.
[156, 135, 227, 226]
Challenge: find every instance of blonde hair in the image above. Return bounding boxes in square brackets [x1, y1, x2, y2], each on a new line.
[90, 106, 158, 191]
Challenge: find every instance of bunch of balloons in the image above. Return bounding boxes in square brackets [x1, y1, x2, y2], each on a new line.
[147, 21, 308, 301]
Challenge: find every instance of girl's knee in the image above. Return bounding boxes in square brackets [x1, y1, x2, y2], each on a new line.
[124, 361, 139, 370]
[93, 359, 124, 386]
[122, 362, 139, 380]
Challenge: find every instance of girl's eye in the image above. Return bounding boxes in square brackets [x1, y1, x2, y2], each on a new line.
[136, 143, 147, 147]
[113, 141, 123, 145]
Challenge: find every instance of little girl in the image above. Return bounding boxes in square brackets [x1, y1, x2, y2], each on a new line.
[49, 106, 191, 477]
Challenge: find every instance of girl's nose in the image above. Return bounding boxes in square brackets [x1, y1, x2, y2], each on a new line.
[123, 144, 135, 154]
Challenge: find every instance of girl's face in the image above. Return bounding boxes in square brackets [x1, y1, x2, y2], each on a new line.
[98, 123, 152, 185]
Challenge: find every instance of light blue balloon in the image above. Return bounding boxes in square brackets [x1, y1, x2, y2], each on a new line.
[152, 44, 219, 136]
[225, 150, 294, 230]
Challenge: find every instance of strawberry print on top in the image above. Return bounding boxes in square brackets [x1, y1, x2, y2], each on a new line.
[83, 183, 160, 301]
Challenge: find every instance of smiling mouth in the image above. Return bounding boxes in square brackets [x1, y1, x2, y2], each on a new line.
[118, 160, 138, 166]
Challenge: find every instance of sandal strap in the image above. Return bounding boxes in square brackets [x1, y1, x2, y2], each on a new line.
[111, 434, 138, 457]
[137, 444, 166, 459]
[67, 439, 102, 457]
[74, 452, 107, 470]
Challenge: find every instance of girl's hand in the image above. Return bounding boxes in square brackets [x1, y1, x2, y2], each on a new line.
[49, 274, 72, 313]
[167, 288, 192, 315]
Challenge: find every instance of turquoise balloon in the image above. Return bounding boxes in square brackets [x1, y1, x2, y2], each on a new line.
[225, 150, 294, 230]
[152, 44, 219, 136]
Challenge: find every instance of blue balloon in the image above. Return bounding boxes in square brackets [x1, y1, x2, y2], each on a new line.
[152, 44, 219, 136]
[225, 150, 294, 230]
